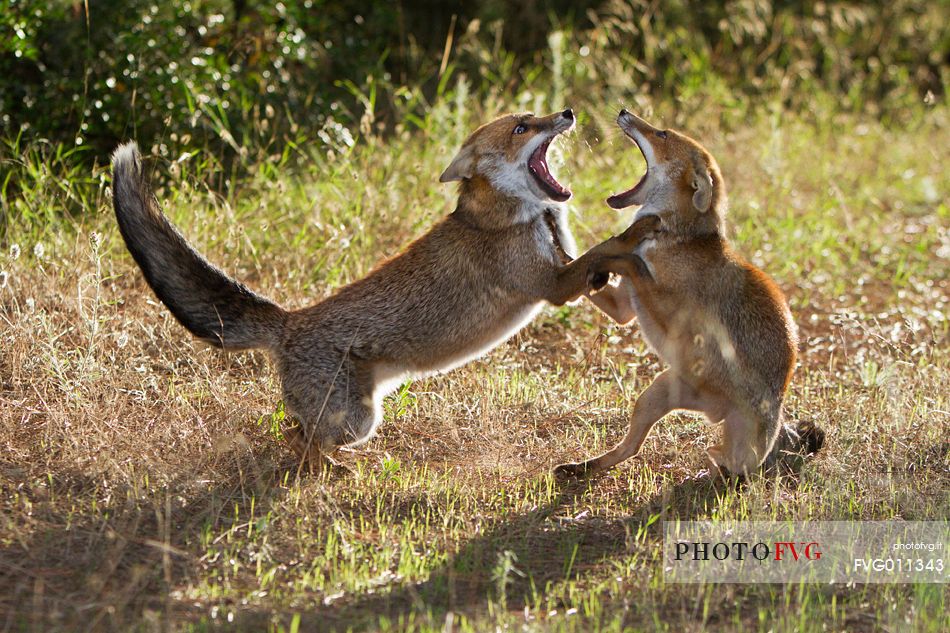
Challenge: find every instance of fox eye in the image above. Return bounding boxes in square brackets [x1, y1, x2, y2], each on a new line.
[655, 130, 668, 139]
[513, 124, 527, 135]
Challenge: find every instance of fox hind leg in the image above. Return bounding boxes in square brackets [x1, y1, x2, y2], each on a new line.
[555, 370, 717, 479]
[281, 366, 379, 475]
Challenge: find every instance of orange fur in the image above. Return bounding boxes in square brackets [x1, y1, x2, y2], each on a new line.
[557, 110, 819, 480]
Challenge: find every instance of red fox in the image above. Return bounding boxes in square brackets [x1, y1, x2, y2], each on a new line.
[112, 109, 652, 473]
[556, 110, 823, 479]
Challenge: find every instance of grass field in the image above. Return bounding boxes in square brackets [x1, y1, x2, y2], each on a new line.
[0, 95, 948, 631]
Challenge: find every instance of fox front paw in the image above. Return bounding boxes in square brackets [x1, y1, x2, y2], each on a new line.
[618, 214, 661, 245]
[588, 268, 610, 291]
[588, 254, 650, 287]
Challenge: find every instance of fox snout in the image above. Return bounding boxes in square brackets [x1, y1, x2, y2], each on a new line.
[529, 108, 576, 136]
[616, 109, 663, 168]
[440, 109, 576, 203]
[553, 108, 574, 127]
[618, 109, 660, 135]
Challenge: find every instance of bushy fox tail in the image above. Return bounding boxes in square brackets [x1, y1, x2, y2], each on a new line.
[784, 419, 825, 457]
[111, 142, 287, 350]
[764, 418, 826, 475]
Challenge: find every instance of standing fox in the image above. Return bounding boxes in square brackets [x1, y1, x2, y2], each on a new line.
[112, 109, 655, 472]
[556, 110, 823, 479]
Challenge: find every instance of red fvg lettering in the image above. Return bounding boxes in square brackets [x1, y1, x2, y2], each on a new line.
[774, 542, 822, 561]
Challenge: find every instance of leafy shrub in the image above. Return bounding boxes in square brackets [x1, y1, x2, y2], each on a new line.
[0, 0, 946, 190]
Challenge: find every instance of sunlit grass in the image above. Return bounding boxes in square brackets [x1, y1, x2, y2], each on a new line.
[0, 91, 947, 631]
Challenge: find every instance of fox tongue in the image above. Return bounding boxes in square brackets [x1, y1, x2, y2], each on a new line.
[528, 139, 571, 202]
[607, 172, 647, 209]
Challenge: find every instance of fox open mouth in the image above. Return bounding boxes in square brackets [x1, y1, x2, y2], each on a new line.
[606, 134, 647, 209]
[528, 137, 571, 202]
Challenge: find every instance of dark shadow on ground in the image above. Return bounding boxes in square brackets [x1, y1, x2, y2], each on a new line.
[225, 472, 727, 632]
[0, 449, 294, 632]
[1, 436, 826, 631]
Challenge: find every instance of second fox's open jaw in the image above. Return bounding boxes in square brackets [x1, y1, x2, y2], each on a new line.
[607, 112, 653, 210]
[528, 131, 572, 203]
[606, 164, 647, 209]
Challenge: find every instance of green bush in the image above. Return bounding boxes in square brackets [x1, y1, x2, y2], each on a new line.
[0, 1, 946, 177]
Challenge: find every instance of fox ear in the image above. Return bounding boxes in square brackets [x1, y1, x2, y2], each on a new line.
[690, 162, 714, 213]
[439, 146, 475, 183]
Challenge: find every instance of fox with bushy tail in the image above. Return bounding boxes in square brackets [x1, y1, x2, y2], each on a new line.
[111, 112, 655, 472]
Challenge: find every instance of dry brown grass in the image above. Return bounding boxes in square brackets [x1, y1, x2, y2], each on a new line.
[0, 102, 947, 631]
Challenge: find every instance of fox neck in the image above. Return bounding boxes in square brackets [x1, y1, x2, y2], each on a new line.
[636, 189, 726, 239]
[456, 175, 553, 229]
[667, 206, 724, 238]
